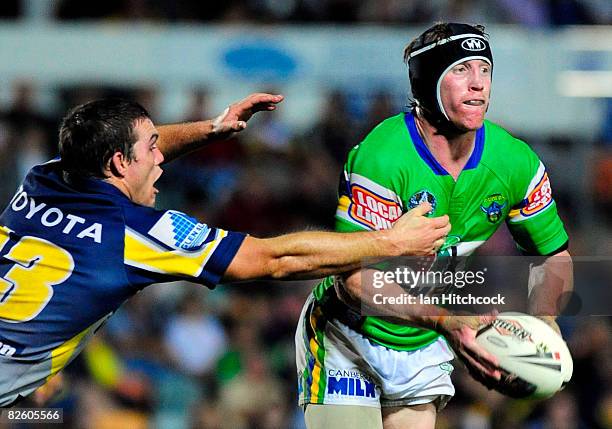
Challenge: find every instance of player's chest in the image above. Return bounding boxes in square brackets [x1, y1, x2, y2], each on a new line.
[401, 170, 511, 239]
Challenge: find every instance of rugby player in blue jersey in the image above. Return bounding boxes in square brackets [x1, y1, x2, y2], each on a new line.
[0, 93, 451, 407]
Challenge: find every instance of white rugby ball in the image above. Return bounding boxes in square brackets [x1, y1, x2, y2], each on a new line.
[475, 312, 573, 399]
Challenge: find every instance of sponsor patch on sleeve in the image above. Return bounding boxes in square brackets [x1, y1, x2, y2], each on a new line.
[519, 172, 553, 217]
[148, 210, 211, 250]
[349, 184, 402, 230]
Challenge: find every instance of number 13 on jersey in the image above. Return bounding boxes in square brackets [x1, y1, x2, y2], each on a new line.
[0, 226, 74, 323]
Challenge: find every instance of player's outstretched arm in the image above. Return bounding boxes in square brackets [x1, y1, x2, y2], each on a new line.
[222, 203, 450, 281]
[156, 93, 284, 163]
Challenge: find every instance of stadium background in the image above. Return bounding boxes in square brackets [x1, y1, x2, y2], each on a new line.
[0, 1, 611, 428]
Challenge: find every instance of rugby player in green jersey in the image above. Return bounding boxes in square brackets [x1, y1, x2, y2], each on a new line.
[296, 23, 573, 429]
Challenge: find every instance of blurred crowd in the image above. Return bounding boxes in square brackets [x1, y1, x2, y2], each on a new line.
[0, 0, 611, 26]
[0, 79, 611, 429]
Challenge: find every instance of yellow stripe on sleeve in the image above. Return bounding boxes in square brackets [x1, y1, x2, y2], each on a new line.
[124, 228, 227, 278]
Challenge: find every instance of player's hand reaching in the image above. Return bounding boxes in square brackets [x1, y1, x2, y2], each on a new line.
[389, 202, 451, 256]
[435, 314, 501, 380]
[211, 93, 284, 138]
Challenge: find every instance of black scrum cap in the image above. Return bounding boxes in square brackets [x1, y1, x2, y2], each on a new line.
[407, 23, 493, 130]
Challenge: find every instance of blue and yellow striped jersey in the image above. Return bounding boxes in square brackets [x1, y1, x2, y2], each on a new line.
[0, 159, 245, 405]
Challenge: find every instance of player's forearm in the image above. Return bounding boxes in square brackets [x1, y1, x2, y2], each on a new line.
[224, 230, 404, 282]
[527, 250, 573, 318]
[156, 93, 283, 163]
[263, 229, 404, 280]
[338, 270, 449, 331]
[157, 121, 216, 163]
[224, 202, 450, 282]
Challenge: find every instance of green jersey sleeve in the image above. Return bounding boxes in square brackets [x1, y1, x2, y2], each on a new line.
[506, 143, 569, 255]
[335, 116, 407, 233]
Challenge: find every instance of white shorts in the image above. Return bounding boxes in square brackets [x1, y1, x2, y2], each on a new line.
[296, 294, 455, 409]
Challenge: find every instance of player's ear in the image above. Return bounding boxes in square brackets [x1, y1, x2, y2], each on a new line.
[108, 151, 128, 177]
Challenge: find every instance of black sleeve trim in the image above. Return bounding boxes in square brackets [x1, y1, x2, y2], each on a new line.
[520, 240, 569, 257]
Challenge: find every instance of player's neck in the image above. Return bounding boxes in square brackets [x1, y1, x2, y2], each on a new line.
[104, 176, 132, 201]
[415, 115, 476, 180]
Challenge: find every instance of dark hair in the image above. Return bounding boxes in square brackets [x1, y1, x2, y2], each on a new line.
[403, 22, 486, 64]
[59, 98, 150, 179]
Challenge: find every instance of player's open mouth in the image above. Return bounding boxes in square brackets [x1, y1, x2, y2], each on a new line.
[153, 168, 163, 188]
[463, 100, 485, 106]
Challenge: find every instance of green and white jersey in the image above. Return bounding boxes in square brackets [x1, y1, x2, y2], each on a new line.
[313, 112, 568, 351]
